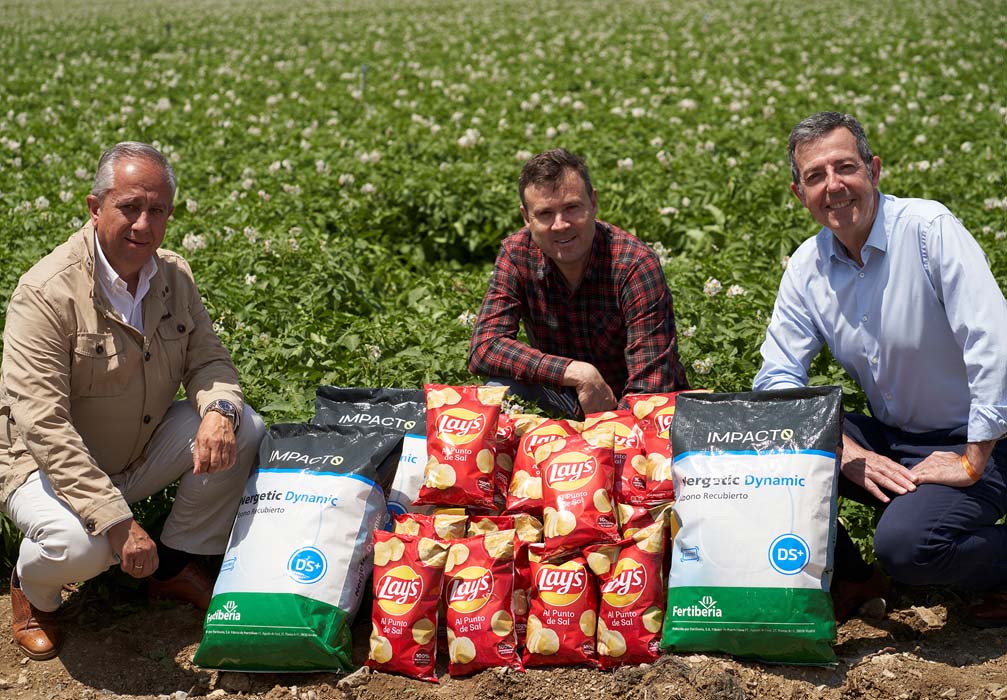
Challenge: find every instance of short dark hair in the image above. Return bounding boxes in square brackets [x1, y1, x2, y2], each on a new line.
[788, 112, 874, 188]
[518, 148, 593, 208]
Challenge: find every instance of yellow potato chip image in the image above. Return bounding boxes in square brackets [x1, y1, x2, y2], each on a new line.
[418, 537, 449, 567]
[449, 636, 476, 664]
[484, 530, 515, 559]
[496, 453, 514, 473]
[642, 606, 664, 633]
[476, 448, 495, 474]
[629, 454, 650, 476]
[446, 543, 470, 570]
[434, 514, 468, 540]
[373, 540, 391, 567]
[426, 389, 446, 409]
[412, 618, 436, 644]
[426, 462, 456, 490]
[490, 610, 514, 637]
[579, 609, 597, 637]
[527, 626, 560, 655]
[386, 536, 405, 562]
[587, 548, 617, 576]
[369, 634, 393, 663]
[556, 510, 577, 536]
[441, 387, 462, 405]
[593, 488, 613, 514]
[514, 514, 543, 543]
[477, 385, 508, 406]
[632, 400, 655, 420]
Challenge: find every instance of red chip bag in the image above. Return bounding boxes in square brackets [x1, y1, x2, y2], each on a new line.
[393, 512, 468, 540]
[366, 531, 450, 682]
[506, 419, 581, 515]
[512, 540, 534, 649]
[585, 521, 667, 668]
[524, 554, 600, 668]
[625, 392, 691, 504]
[539, 431, 621, 557]
[415, 385, 506, 509]
[583, 410, 648, 505]
[443, 531, 524, 676]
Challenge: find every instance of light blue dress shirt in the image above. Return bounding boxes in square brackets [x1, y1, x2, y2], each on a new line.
[754, 193, 1007, 443]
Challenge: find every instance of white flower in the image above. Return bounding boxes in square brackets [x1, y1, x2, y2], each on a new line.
[579, 121, 594, 131]
[650, 137, 664, 148]
[456, 310, 477, 327]
[282, 183, 302, 196]
[59, 190, 74, 203]
[245, 274, 257, 286]
[913, 134, 927, 145]
[364, 344, 382, 362]
[74, 167, 89, 180]
[154, 97, 171, 112]
[182, 233, 206, 252]
[703, 277, 722, 297]
[631, 107, 646, 118]
[681, 325, 697, 339]
[268, 161, 282, 174]
[241, 178, 254, 190]
[726, 284, 746, 298]
[360, 183, 376, 194]
[678, 98, 698, 111]
[257, 190, 271, 201]
[996, 231, 1006, 240]
[338, 173, 355, 187]
[457, 128, 481, 148]
[960, 141, 973, 153]
[781, 255, 791, 269]
[659, 206, 678, 216]
[515, 149, 533, 161]
[186, 199, 198, 214]
[617, 157, 634, 171]
[316, 159, 330, 174]
[692, 357, 713, 375]
[34, 196, 50, 210]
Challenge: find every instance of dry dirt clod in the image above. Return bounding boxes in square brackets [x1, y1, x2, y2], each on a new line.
[940, 689, 957, 698]
[910, 605, 945, 627]
[219, 672, 251, 693]
[207, 691, 227, 698]
[992, 687, 1007, 700]
[336, 666, 371, 690]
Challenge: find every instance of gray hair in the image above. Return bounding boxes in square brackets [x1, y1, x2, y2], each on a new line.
[90, 142, 177, 202]
[788, 112, 874, 188]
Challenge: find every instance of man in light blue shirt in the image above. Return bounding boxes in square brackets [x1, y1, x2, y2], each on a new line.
[755, 111, 1007, 625]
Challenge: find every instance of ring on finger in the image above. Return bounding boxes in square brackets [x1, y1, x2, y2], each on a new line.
[133, 563, 144, 570]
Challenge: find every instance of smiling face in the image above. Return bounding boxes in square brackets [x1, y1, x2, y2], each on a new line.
[520, 167, 598, 288]
[791, 126, 881, 256]
[86, 157, 174, 291]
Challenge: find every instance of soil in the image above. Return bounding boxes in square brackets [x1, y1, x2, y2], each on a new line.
[3, 576, 1007, 700]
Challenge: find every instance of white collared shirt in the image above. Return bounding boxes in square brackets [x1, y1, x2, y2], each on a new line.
[754, 193, 1007, 442]
[93, 231, 158, 334]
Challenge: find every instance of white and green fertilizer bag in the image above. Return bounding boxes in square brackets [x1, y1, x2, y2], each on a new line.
[662, 387, 843, 664]
[193, 423, 399, 672]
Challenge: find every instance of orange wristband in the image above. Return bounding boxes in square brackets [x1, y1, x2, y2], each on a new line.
[960, 454, 980, 482]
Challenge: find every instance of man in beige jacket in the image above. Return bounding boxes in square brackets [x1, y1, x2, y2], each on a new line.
[1, 142, 265, 660]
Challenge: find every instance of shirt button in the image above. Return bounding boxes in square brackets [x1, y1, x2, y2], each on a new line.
[177, 324, 186, 333]
[86, 520, 96, 532]
[95, 344, 104, 354]
[143, 415, 152, 424]
[861, 314, 868, 322]
[885, 393, 893, 400]
[859, 272, 865, 279]
[871, 357, 878, 364]
[144, 351, 151, 361]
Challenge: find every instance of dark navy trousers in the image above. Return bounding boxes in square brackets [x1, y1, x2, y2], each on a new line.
[838, 413, 1007, 589]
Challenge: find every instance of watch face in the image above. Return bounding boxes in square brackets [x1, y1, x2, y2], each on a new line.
[216, 400, 236, 414]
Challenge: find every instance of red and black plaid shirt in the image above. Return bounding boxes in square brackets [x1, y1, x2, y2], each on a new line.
[468, 221, 689, 404]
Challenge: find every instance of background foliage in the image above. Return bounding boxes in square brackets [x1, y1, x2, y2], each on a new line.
[1, 0, 1005, 573]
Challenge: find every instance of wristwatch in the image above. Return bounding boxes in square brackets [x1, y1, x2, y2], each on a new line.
[205, 399, 240, 432]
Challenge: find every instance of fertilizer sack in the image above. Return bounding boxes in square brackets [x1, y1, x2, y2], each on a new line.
[312, 386, 427, 515]
[662, 387, 842, 664]
[193, 422, 399, 672]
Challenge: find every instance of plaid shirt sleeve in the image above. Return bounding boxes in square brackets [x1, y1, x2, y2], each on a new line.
[618, 249, 690, 406]
[468, 244, 572, 388]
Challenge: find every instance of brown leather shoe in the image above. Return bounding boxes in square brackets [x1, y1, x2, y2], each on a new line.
[964, 591, 1007, 628]
[831, 566, 891, 623]
[11, 571, 63, 661]
[147, 561, 213, 610]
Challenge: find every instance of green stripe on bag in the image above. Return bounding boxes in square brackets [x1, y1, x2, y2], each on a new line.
[662, 586, 836, 664]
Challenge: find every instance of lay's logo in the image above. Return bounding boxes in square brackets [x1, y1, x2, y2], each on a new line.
[536, 564, 587, 606]
[654, 408, 676, 437]
[601, 559, 647, 608]
[376, 566, 423, 615]
[523, 426, 570, 457]
[545, 452, 597, 491]
[446, 566, 494, 613]
[612, 422, 642, 450]
[436, 409, 485, 446]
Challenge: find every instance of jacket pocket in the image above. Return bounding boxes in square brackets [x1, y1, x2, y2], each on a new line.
[156, 310, 194, 382]
[71, 332, 128, 397]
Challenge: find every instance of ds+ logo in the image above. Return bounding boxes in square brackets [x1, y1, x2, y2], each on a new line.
[288, 546, 328, 584]
[768, 534, 809, 575]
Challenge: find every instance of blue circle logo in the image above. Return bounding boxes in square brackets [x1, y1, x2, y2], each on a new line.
[287, 546, 328, 584]
[768, 534, 810, 575]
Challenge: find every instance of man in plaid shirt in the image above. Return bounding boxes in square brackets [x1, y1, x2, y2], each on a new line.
[468, 149, 689, 418]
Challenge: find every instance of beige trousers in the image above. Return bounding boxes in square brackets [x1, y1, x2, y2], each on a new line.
[5, 401, 265, 611]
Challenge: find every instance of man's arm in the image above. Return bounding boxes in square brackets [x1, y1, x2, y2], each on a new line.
[467, 246, 573, 388]
[912, 214, 1007, 484]
[2, 286, 134, 535]
[618, 251, 688, 404]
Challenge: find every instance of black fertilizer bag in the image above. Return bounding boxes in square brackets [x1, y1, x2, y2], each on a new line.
[662, 387, 843, 664]
[312, 386, 426, 511]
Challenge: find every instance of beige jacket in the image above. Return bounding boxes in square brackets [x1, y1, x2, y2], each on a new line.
[0, 224, 243, 535]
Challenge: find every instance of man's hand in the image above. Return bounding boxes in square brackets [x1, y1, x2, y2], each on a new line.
[562, 360, 616, 415]
[193, 410, 237, 474]
[107, 518, 158, 579]
[913, 440, 996, 487]
[840, 433, 917, 503]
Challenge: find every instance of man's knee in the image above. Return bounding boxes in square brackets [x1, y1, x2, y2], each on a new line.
[874, 514, 950, 586]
